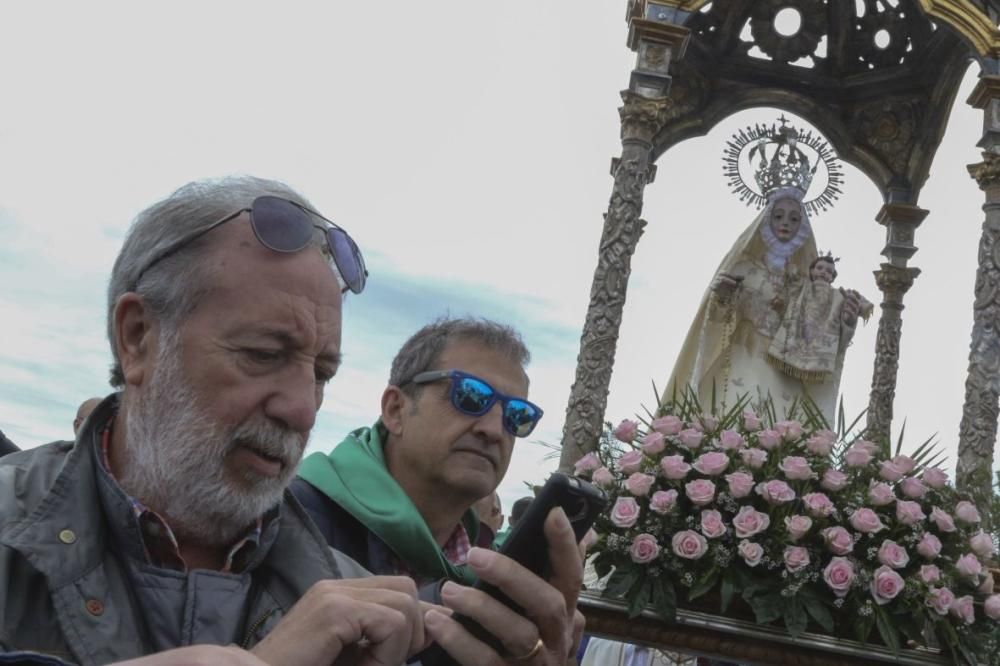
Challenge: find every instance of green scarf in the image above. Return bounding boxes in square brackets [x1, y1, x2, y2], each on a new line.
[297, 422, 479, 585]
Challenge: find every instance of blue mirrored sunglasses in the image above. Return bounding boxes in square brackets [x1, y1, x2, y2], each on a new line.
[408, 369, 543, 438]
[133, 195, 367, 294]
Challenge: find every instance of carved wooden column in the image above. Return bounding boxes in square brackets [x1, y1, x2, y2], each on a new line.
[956, 74, 1000, 505]
[557, 2, 689, 472]
[866, 204, 926, 447]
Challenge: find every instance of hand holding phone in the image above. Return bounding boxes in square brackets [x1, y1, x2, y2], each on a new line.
[419, 472, 606, 665]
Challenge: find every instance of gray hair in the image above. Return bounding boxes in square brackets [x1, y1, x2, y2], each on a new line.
[107, 175, 325, 387]
[389, 317, 531, 395]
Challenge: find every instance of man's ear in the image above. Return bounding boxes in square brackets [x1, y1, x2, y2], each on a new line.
[114, 292, 157, 387]
[381, 386, 409, 437]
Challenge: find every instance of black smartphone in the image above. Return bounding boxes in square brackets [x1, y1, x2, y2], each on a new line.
[419, 472, 606, 665]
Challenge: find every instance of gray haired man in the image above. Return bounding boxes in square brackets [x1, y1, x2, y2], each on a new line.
[0, 178, 582, 666]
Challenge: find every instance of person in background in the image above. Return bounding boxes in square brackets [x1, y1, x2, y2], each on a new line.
[473, 491, 503, 547]
[0, 429, 17, 457]
[73, 396, 104, 435]
[494, 496, 532, 548]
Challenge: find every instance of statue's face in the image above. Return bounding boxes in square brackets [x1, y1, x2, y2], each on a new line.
[811, 259, 836, 284]
[769, 198, 803, 242]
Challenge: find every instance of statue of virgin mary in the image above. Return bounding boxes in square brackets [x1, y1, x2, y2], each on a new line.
[663, 123, 861, 424]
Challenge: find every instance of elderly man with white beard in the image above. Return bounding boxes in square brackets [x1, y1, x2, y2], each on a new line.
[0, 177, 584, 666]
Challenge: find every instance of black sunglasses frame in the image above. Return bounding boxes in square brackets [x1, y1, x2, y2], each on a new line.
[131, 195, 368, 294]
[407, 369, 544, 438]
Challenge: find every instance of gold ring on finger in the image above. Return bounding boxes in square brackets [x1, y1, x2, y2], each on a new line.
[511, 637, 544, 661]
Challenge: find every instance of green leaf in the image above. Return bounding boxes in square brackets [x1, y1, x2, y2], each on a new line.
[895, 613, 923, 646]
[853, 613, 874, 645]
[747, 592, 782, 625]
[591, 552, 613, 579]
[782, 597, 808, 638]
[874, 604, 900, 655]
[720, 569, 736, 614]
[801, 596, 834, 634]
[687, 568, 719, 602]
[651, 576, 677, 623]
[627, 578, 652, 619]
[603, 568, 639, 600]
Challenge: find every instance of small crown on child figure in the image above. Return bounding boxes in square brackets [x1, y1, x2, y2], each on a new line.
[817, 250, 840, 263]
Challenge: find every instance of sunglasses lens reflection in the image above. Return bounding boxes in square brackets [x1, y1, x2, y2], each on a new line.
[252, 196, 313, 252]
[454, 377, 493, 414]
[327, 227, 364, 292]
[505, 402, 540, 437]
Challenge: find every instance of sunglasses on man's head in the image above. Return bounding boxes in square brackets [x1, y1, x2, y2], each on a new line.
[407, 369, 544, 438]
[133, 195, 368, 294]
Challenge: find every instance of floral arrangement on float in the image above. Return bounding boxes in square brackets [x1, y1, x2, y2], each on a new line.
[574, 393, 1000, 665]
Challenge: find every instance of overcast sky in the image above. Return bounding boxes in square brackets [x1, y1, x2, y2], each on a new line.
[0, 1, 993, 513]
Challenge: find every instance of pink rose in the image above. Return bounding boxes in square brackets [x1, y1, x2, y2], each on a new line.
[640, 432, 666, 456]
[625, 472, 655, 497]
[926, 587, 955, 616]
[649, 489, 678, 514]
[613, 419, 639, 443]
[822, 526, 854, 555]
[775, 420, 804, 441]
[779, 456, 814, 480]
[878, 460, 907, 483]
[742, 411, 762, 431]
[895, 500, 925, 526]
[955, 501, 981, 524]
[870, 566, 905, 605]
[660, 455, 691, 480]
[890, 455, 916, 474]
[955, 553, 983, 579]
[678, 428, 704, 450]
[971, 530, 996, 558]
[823, 557, 855, 598]
[617, 450, 643, 475]
[899, 477, 927, 499]
[950, 595, 975, 625]
[756, 480, 796, 505]
[573, 452, 601, 476]
[845, 444, 873, 467]
[921, 467, 949, 490]
[783, 546, 810, 572]
[700, 509, 727, 539]
[610, 497, 640, 528]
[801, 492, 834, 518]
[738, 539, 764, 566]
[979, 572, 995, 595]
[725, 471, 755, 499]
[740, 448, 768, 469]
[916, 532, 942, 559]
[919, 564, 941, 584]
[684, 479, 716, 506]
[732, 505, 771, 538]
[821, 469, 849, 492]
[867, 482, 896, 507]
[784, 515, 812, 541]
[629, 533, 661, 564]
[877, 540, 910, 569]
[718, 429, 745, 451]
[805, 429, 837, 456]
[692, 451, 730, 476]
[591, 466, 615, 488]
[696, 414, 719, 432]
[930, 506, 956, 533]
[849, 508, 886, 533]
[650, 415, 683, 436]
[756, 429, 782, 450]
[985, 594, 1000, 621]
[671, 530, 708, 560]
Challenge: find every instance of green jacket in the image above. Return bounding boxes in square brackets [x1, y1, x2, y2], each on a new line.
[0, 395, 369, 665]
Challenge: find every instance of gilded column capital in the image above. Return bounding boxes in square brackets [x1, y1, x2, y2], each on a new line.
[619, 92, 671, 143]
[968, 151, 1000, 193]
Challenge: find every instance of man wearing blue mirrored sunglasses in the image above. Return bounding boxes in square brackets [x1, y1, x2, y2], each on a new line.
[294, 317, 585, 664]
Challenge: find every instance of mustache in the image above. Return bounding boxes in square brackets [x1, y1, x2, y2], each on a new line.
[226, 418, 308, 466]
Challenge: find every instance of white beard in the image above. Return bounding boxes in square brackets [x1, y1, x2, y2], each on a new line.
[118, 331, 308, 547]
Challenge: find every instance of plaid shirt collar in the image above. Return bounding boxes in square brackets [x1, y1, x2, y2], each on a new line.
[440, 521, 472, 567]
[95, 418, 266, 574]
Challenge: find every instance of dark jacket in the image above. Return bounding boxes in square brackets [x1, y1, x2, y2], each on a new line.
[0, 431, 17, 458]
[0, 396, 370, 665]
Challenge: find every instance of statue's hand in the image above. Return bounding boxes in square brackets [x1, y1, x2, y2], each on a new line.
[841, 289, 861, 328]
[712, 273, 743, 302]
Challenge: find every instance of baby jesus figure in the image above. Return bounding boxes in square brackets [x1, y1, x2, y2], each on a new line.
[767, 253, 874, 384]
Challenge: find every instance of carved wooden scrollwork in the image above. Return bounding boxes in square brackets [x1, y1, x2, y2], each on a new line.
[856, 98, 922, 176]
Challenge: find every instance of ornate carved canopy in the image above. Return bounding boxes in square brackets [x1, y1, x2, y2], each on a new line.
[651, 0, 986, 202]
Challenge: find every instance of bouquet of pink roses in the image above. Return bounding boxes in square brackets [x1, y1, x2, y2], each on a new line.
[578, 397, 1000, 665]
